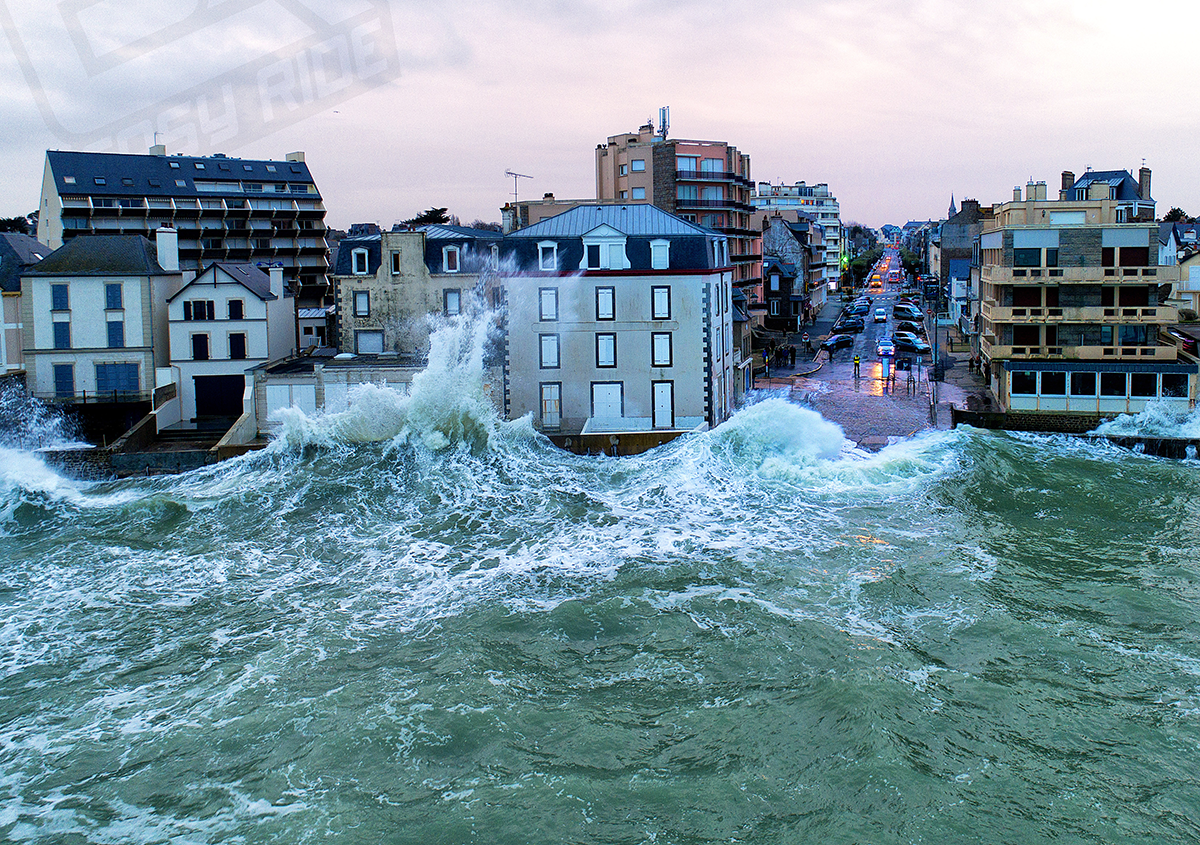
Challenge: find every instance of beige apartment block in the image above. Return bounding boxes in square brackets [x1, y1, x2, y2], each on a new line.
[979, 170, 1195, 420]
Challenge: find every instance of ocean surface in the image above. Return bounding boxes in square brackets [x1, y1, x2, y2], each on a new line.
[2, 321, 1199, 844]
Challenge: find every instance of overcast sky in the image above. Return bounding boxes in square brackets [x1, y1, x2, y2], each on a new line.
[2, 0, 1197, 231]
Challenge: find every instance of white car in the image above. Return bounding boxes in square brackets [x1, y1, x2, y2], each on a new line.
[873, 307, 887, 323]
[876, 337, 896, 357]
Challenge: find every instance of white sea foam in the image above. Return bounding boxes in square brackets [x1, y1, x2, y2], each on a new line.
[1093, 401, 1200, 438]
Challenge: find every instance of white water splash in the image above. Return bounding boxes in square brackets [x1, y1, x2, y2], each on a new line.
[1093, 401, 1200, 438]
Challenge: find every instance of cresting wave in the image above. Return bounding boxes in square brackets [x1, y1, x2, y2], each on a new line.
[1093, 400, 1200, 439]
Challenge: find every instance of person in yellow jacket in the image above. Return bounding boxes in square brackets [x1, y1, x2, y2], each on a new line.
[853, 354, 860, 378]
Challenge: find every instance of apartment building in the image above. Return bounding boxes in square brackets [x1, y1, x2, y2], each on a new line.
[502, 204, 736, 439]
[979, 170, 1194, 421]
[595, 122, 760, 291]
[37, 147, 330, 306]
[752, 181, 842, 289]
[761, 215, 827, 327]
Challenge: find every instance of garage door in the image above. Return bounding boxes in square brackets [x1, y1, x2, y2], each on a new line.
[194, 374, 246, 418]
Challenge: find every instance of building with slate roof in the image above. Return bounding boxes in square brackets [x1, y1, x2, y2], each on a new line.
[37, 146, 329, 306]
[164, 262, 294, 422]
[333, 225, 503, 356]
[0, 232, 50, 373]
[21, 234, 184, 407]
[978, 170, 1194, 422]
[760, 214, 828, 331]
[501, 204, 739, 442]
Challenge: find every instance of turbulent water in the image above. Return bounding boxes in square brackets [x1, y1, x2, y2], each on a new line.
[2, 320, 1200, 844]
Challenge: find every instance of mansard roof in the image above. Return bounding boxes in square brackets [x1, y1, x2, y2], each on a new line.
[506, 204, 719, 239]
[45, 149, 320, 199]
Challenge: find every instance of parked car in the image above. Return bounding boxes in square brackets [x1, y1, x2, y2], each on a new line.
[833, 317, 865, 333]
[820, 333, 855, 353]
[845, 303, 871, 317]
[893, 307, 922, 321]
[873, 307, 887, 323]
[895, 320, 926, 336]
[894, 335, 932, 355]
[876, 337, 896, 357]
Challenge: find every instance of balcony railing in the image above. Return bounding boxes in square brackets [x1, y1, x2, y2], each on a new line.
[981, 303, 1175, 323]
[982, 265, 1179, 284]
[981, 341, 1177, 361]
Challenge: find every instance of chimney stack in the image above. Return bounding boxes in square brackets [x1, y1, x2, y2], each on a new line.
[1060, 171, 1074, 200]
[1013, 186, 1022, 202]
[269, 266, 284, 299]
[154, 227, 179, 271]
[1139, 166, 1152, 200]
[150, 144, 166, 156]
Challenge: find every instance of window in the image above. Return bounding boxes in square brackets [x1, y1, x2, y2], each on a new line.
[619, 164, 628, 176]
[228, 299, 244, 320]
[1100, 372, 1127, 396]
[619, 191, 627, 199]
[1070, 372, 1096, 396]
[355, 330, 384, 354]
[1040, 371, 1066, 395]
[1163, 373, 1188, 397]
[53, 364, 74, 399]
[444, 289, 461, 316]
[1130, 373, 1157, 397]
[596, 333, 616, 368]
[169, 161, 180, 169]
[105, 283, 123, 310]
[539, 242, 557, 272]
[652, 286, 670, 320]
[351, 248, 369, 275]
[266, 164, 276, 172]
[1013, 248, 1041, 267]
[1045, 248, 1059, 268]
[194, 162, 205, 170]
[229, 332, 247, 360]
[650, 240, 669, 270]
[175, 180, 187, 187]
[391, 251, 402, 274]
[540, 383, 562, 430]
[51, 284, 69, 311]
[677, 156, 698, 173]
[770, 274, 780, 292]
[539, 334, 560, 368]
[587, 243, 602, 270]
[63, 176, 76, 184]
[652, 332, 672, 367]
[191, 333, 209, 360]
[539, 287, 558, 321]
[769, 300, 780, 316]
[94, 177, 106, 185]
[95, 363, 138, 394]
[631, 159, 645, 172]
[183, 300, 215, 321]
[677, 185, 698, 201]
[53, 321, 71, 349]
[354, 290, 370, 317]
[443, 246, 460, 272]
[107, 321, 124, 348]
[631, 187, 646, 200]
[700, 157, 722, 173]
[1011, 371, 1037, 394]
[596, 286, 615, 320]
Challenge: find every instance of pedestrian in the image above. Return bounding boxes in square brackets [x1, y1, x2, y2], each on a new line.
[853, 354, 860, 378]
[789, 345, 796, 367]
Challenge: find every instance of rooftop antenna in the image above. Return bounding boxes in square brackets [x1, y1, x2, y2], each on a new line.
[505, 169, 532, 204]
[658, 106, 670, 140]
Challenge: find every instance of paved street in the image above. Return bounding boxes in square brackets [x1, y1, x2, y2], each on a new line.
[753, 252, 995, 449]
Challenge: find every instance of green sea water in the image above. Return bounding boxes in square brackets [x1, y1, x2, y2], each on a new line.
[2, 376, 1199, 843]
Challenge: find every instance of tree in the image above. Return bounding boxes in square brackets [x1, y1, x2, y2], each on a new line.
[468, 219, 502, 233]
[0, 216, 29, 234]
[1162, 207, 1191, 223]
[403, 207, 451, 226]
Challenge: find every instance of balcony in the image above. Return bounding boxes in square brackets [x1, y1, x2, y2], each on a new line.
[675, 169, 740, 182]
[981, 341, 1178, 361]
[982, 303, 1175, 323]
[983, 265, 1180, 284]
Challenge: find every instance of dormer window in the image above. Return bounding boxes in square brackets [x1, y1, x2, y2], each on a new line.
[538, 242, 558, 272]
[351, 248, 369, 275]
[580, 227, 628, 271]
[443, 245, 460, 272]
[650, 239, 670, 270]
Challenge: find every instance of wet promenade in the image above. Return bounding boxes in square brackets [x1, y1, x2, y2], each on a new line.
[752, 294, 997, 450]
